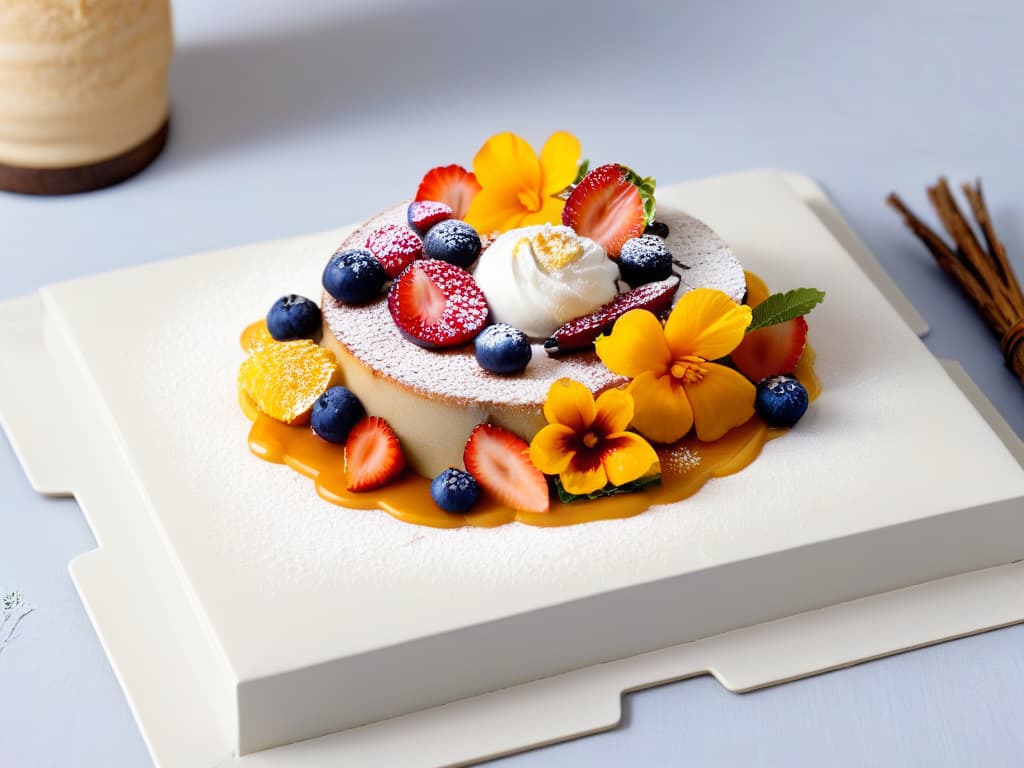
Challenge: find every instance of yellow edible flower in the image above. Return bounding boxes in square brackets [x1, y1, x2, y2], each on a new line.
[595, 288, 755, 444]
[529, 379, 659, 496]
[464, 131, 582, 235]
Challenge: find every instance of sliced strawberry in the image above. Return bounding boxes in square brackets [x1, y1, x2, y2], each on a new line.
[415, 165, 481, 219]
[544, 276, 680, 355]
[344, 416, 405, 491]
[388, 259, 489, 348]
[365, 224, 423, 278]
[562, 164, 646, 258]
[407, 200, 454, 236]
[463, 424, 549, 514]
[731, 317, 808, 383]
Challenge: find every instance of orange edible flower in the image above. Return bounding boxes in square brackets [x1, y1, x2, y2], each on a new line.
[529, 379, 659, 496]
[464, 131, 582, 235]
[595, 288, 755, 444]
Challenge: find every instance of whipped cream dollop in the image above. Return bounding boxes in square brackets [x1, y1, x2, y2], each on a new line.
[473, 224, 619, 339]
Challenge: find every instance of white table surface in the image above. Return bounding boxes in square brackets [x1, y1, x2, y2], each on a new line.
[2, 0, 1024, 765]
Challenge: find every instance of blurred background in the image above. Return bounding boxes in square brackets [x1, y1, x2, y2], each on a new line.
[2, 0, 1023, 766]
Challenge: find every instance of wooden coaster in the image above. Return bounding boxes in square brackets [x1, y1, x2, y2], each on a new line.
[0, 118, 169, 196]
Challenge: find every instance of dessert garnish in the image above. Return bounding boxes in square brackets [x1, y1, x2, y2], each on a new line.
[430, 468, 482, 514]
[422, 219, 482, 268]
[365, 224, 424, 277]
[311, 385, 365, 444]
[544, 275, 681, 356]
[407, 200, 454, 236]
[387, 259, 489, 347]
[238, 333, 340, 425]
[344, 416, 406, 492]
[463, 424, 550, 514]
[323, 248, 387, 304]
[528, 379, 659, 497]
[462, 131, 582, 234]
[595, 287, 756, 444]
[731, 287, 825, 382]
[415, 164, 480, 218]
[888, 178, 1024, 384]
[473, 223, 618, 339]
[266, 294, 322, 341]
[237, 132, 829, 527]
[562, 164, 654, 257]
[474, 323, 532, 375]
[755, 375, 809, 428]
[617, 236, 675, 286]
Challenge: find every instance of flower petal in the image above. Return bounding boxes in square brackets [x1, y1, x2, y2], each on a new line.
[685, 362, 756, 442]
[560, 459, 608, 496]
[539, 131, 582, 197]
[595, 309, 672, 379]
[542, 378, 595, 432]
[471, 132, 541, 192]
[464, 185, 530, 234]
[664, 288, 752, 361]
[520, 195, 566, 227]
[592, 387, 634, 435]
[626, 371, 694, 444]
[528, 423, 578, 475]
[600, 432, 660, 486]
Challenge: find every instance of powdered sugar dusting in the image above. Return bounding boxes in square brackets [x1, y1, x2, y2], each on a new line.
[322, 202, 744, 410]
[660, 444, 702, 477]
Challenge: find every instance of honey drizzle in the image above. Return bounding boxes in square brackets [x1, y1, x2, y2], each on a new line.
[239, 272, 820, 529]
[240, 349, 818, 531]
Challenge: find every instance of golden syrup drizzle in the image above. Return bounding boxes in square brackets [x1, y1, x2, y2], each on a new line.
[239, 272, 820, 529]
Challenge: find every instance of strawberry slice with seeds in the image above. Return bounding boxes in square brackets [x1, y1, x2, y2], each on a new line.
[463, 424, 550, 514]
[730, 316, 808, 382]
[407, 200, 454, 236]
[365, 224, 424, 277]
[415, 165, 481, 219]
[344, 416, 406, 491]
[562, 164, 646, 258]
[544, 275, 680, 355]
[388, 259, 490, 348]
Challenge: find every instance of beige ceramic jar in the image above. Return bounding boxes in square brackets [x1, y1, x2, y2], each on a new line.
[0, 0, 173, 194]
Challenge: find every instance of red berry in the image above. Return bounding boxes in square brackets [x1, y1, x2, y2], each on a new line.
[365, 224, 423, 278]
[544, 276, 680, 355]
[463, 424, 549, 514]
[731, 316, 808, 382]
[415, 164, 481, 218]
[562, 164, 646, 258]
[387, 259, 489, 348]
[407, 200, 454, 235]
[344, 416, 405, 491]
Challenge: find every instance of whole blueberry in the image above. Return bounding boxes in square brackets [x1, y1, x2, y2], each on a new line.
[754, 375, 809, 428]
[265, 294, 322, 341]
[618, 236, 674, 286]
[322, 248, 386, 304]
[474, 323, 532, 375]
[430, 468, 482, 513]
[423, 220, 482, 268]
[311, 386, 366, 444]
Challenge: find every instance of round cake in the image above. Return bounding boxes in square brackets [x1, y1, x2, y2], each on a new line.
[322, 201, 746, 477]
[0, 0, 172, 194]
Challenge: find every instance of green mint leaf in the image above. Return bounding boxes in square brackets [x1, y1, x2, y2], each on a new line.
[747, 288, 826, 332]
[622, 166, 658, 226]
[553, 473, 662, 503]
[574, 159, 590, 185]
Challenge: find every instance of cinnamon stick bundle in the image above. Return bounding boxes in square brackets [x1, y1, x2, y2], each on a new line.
[887, 178, 1024, 384]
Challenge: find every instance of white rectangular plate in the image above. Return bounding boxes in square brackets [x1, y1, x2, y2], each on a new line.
[1, 170, 1022, 767]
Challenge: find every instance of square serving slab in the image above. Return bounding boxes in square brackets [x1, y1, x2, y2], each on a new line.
[2, 170, 1023, 767]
